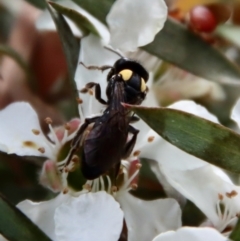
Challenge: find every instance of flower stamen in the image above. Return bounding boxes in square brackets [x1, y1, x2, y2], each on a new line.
[216, 192, 239, 232]
[148, 136, 155, 142]
[106, 175, 112, 193]
[76, 97, 83, 104]
[61, 128, 69, 145]
[100, 176, 105, 191]
[122, 165, 140, 191]
[83, 183, 92, 191]
[133, 150, 141, 156]
[46, 120, 61, 148]
[38, 147, 45, 153]
[63, 188, 69, 194]
[32, 129, 40, 135]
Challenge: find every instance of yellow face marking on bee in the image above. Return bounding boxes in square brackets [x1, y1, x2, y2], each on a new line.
[119, 69, 133, 81]
[141, 78, 146, 92]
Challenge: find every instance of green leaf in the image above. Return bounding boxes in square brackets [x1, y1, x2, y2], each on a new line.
[49, 1, 100, 36]
[46, 2, 79, 81]
[0, 194, 52, 241]
[129, 105, 240, 173]
[24, 0, 46, 9]
[182, 200, 205, 227]
[72, 0, 112, 24]
[143, 18, 240, 84]
[229, 218, 240, 241]
[46, 2, 79, 117]
[74, 0, 240, 84]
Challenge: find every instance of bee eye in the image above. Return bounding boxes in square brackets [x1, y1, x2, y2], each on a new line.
[119, 69, 133, 81]
[141, 78, 146, 92]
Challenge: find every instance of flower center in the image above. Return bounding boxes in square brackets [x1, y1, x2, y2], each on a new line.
[216, 190, 239, 233]
[63, 159, 142, 197]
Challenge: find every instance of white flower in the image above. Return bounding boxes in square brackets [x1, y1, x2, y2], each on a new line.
[134, 99, 240, 235]
[0, 102, 77, 159]
[106, 0, 167, 51]
[0, 102, 81, 191]
[153, 227, 228, 241]
[158, 164, 240, 234]
[116, 192, 181, 241]
[17, 191, 124, 241]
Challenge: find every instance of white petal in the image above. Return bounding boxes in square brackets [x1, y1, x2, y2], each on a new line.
[160, 165, 240, 229]
[153, 227, 227, 241]
[140, 134, 206, 170]
[75, 34, 119, 117]
[17, 193, 69, 240]
[150, 163, 186, 206]
[116, 192, 181, 241]
[231, 98, 240, 128]
[55, 191, 123, 241]
[143, 73, 159, 107]
[168, 100, 219, 123]
[0, 235, 8, 241]
[36, 1, 109, 41]
[0, 102, 54, 158]
[106, 0, 167, 51]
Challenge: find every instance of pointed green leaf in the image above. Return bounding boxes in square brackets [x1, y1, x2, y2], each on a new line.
[129, 105, 240, 173]
[74, 0, 240, 84]
[46, 2, 79, 116]
[24, 0, 46, 9]
[229, 218, 240, 241]
[143, 18, 240, 84]
[72, 0, 112, 23]
[46, 2, 79, 81]
[0, 194, 52, 241]
[182, 200, 205, 227]
[49, 1, 100, 36]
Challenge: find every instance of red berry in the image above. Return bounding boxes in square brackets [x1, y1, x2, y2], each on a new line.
[189, 5, 217, 33]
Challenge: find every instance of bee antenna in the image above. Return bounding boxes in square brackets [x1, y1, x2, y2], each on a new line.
[104, 46, 124, 58]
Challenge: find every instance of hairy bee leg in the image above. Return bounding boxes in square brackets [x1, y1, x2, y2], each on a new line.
[80, 61, 113, 72]
[122, 125, 139, 159]
[64, 116, 99, 169]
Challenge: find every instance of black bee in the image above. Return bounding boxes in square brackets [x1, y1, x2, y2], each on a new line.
[67, 57, 149, 180]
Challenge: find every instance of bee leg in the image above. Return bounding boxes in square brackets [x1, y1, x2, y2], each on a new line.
[80, 82, 107, 105]
[80, 61, 112, 72]
[93, 83, 108, 105]
[122, 125, 139, 159]
[64, 116, 100, 169]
